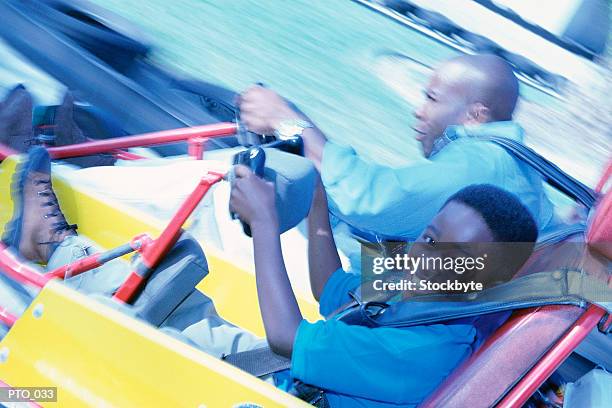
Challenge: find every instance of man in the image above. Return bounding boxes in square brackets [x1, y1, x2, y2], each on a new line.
[239, 53, 555, 241]
[220, 167, 538, 407]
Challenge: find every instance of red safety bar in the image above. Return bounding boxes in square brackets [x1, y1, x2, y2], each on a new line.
[0, 144, 18, 160]
[0, 239, 142, 288]
[498, 304, 608, 407]
[113, 171, 224, 302]
[47, 122, 237, 159]
[0, 122, 237, 161]
[0, 245, 48, 288]
[43, 239, 145, 283]
[0, 169, 225, 326]
[0, 306, 18, 328]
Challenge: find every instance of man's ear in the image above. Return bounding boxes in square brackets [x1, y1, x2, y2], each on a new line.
[465, 103, 491, 125]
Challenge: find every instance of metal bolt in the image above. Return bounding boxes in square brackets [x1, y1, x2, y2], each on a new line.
[33, 303, 44, 319]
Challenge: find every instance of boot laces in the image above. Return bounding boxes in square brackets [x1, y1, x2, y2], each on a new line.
[34, 178, 77, 243]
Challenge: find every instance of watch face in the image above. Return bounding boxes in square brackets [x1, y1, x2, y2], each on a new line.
[286, 125, 302, 135]
[275, 120, 312, 140]
[277, 125, 300, 140]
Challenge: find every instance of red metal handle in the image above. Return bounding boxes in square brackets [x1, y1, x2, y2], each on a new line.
[140, 172, 224, 269]
[0, 243, 48, 288]
[497, 304, 607, 407]
[48, 123, 237, 159]
[0, 306, 18, 328]
[0, 144, 18, 160]
[43, 254, 103, 283]
[112, 272, 145, 303]
[188, 137, 208, 160]
[113, 171, 225, 303]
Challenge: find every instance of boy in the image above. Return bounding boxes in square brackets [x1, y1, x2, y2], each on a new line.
[227, 166, 537, 407]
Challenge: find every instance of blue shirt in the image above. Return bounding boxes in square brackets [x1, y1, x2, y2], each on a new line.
[291, 269, 478, 407]
[321, 121, 555, 240]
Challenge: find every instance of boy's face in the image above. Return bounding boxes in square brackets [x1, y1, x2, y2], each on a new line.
[408, 201, 495, 285]
[417, 201, 494, 244]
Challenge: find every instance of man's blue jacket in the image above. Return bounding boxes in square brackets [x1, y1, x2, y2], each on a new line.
[321, 121, 555, 240]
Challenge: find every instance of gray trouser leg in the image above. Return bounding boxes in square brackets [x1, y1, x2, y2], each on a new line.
[44, 232, 268, 361]
[46, 235, 130, 296]
[179, 315, 266, 359]
[161, 290, 266, 358]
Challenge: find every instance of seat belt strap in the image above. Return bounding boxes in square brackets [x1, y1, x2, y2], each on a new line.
[479, 135, 597, 208]
[341, 270, 611, 329]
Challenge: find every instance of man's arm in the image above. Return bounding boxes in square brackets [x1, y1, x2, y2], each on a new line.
[307, 179, 342, 301]
[238, 85, 327, 171]
[229, 165, 302, 357]
[239, 86, 486, 239]
[238, 86, 439, 238]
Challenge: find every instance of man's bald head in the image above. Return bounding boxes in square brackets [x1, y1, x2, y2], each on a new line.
[413, 54, 519, 157]
[438, 54, 519, 121]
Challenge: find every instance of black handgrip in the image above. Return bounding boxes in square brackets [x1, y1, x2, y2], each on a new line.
[231, 147, 266, 237]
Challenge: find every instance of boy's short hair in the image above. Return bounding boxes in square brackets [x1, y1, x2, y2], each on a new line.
[444, 184, 538, 243]
[444, 184, 538, 280]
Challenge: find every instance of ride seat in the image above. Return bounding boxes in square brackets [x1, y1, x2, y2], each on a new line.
[420, 229, 609, 407]
[420, 304, 584, 407]
[131, 233, 209, 328]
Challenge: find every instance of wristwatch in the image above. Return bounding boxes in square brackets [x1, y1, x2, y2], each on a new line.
[274, 119, 313, 140]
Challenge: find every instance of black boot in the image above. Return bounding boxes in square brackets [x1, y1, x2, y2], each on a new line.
[2, 147, 77, 263]
[0, 85, 35, 153]
[54, 92, 117, 168]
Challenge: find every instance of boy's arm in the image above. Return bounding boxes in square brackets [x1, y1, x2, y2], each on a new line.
[230, 165, 302, 358]
[307, 179, 342, 301]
